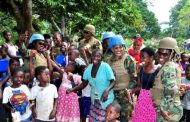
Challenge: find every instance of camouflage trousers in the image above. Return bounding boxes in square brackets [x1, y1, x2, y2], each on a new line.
[114, 89, 133, 122]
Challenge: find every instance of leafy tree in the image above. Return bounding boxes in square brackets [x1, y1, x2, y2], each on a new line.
[0, 0, 160, 40]
[134, 0, 161, 39]
[168, 0, 189, 38]
[0, 0, 33, 34]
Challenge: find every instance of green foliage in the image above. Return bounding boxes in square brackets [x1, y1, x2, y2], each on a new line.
[134, 0, 161, 39]
[26, 0, 160, 39]
[168, 0, 190, 39]
[0, 0, 161, 41]
[0, 11, 18, 44]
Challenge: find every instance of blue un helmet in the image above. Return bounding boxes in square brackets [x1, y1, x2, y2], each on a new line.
[28, 34, 45, 49]
[29, 34, 45, 44]
[102, 32, 115, 41]
[108, 35, 126, 49]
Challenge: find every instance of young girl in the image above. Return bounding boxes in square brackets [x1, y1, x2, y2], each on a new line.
[132, 47, 159, 122]
[106, 101, 121, 122]
[2, 67, 32, 122]
[180, 64, 190, 122]
[30, 66, 58, 122]
[56, 63, 81, 122]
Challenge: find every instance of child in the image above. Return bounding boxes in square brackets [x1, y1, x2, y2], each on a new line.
[50, 71, 62, 90]
[180, 52, 189, 77]
[30, 66, 58, 122]
[69, 49, 91, 122]
[106, 101, 121, 122]
[2, 67, 32, 122]
[23, 69, 34, 89]
[0, 47, 9, 60]
[180, 64, 190, 122]
[56, 63, 81, 122]
[55, 42, 68, 68]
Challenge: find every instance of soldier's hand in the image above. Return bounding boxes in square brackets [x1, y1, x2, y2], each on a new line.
[160, 110, 170, 121]
[81, 47, 86, 56]
[29, 50, 37, 57]
[85, 47, 91, 54]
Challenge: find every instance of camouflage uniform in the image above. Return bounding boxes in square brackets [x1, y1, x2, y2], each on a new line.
[79, 24, 102, 63]
[106, 53, 137, 122]
[152, 37, 183, 122]
[79, 37, 102, 62]
[153, 62, 183, 122]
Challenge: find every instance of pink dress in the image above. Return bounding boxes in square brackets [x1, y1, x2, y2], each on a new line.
[132, 89, 156, 122]
[132, 67, 158, 122]
[56, 73, 81, 122]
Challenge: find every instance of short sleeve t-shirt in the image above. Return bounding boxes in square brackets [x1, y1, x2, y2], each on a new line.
[2, 85, 32, 121]
[181, 77, 190, 110]
[30, 84, 58, 121]
[83, 61, 115, 108]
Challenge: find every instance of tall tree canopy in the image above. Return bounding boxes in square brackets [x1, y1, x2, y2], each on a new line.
[169, 0, 190, 38]
[0, 0, 160, 39]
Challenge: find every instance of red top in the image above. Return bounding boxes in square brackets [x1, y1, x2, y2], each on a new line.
[128, 48, 141, 65]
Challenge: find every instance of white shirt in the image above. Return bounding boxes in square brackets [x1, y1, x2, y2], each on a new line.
[2, 85, 32, 121]
[30, 84, 58, 121]
[82, 83, 91, 97]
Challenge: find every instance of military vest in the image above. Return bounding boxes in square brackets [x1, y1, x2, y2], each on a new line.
[107, 54, 130, 90]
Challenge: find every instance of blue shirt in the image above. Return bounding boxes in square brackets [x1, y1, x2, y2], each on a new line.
[55, 53, 67, 67]
[83, 61, 115, 108]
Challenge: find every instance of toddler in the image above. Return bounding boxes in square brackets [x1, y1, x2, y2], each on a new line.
[106, 101, 121, 122]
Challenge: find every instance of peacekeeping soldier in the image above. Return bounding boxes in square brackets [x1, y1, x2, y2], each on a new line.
[106, 35, 137, 122]
[152, 37, 183, 122]
[79, 24, 102, 65]
[101, 31, 115, 60]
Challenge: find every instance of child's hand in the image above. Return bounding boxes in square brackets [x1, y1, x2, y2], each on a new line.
[101, 89, 109, 102]
[67, 72, 73, 81]
[11, 108, 15, 113]
[43, 50, 50, 58]
[66, 88, 73, 94]
[31, 108, 37, 118]
[49, 109, 56, 119]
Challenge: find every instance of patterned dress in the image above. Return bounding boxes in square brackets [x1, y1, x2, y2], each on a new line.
[56, 73, 81, 122]
[132, 66, 159, 122]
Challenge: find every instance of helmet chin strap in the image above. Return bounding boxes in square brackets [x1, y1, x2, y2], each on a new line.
[169, 49, 178, 62]
[169, 49, 174, 61]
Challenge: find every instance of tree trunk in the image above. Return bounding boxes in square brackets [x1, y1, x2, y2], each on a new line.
[6, 0, 33, 34]
[61, 16, 66, 36]
[22, 0, 33, 34]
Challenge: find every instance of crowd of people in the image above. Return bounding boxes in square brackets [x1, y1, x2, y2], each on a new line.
[0, 24, 189, 122]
